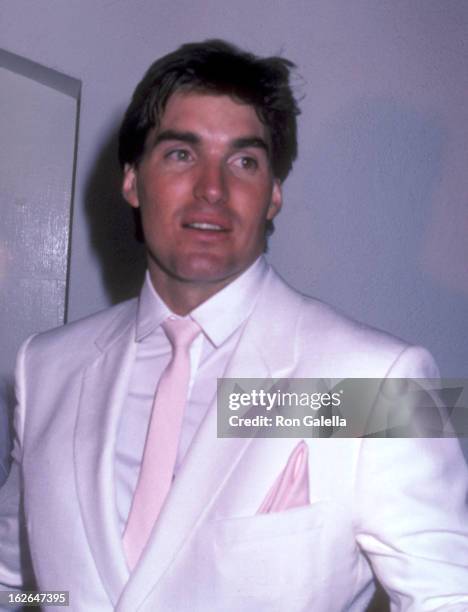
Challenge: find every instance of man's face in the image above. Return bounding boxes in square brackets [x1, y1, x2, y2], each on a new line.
[122, 91, 282, 298]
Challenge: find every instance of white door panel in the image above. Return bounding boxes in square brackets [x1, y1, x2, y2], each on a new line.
[0, 51, 80, 480]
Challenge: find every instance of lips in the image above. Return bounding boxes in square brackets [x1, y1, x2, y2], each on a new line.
[182, 218, 231, 233]
[185, 222, 225, 231]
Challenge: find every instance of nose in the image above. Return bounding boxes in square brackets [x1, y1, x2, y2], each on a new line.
[193, 159, 227, 205]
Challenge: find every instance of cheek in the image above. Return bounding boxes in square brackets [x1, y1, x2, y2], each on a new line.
[232, 181, 272, 215]
[138, 170, 190, 203]
[138, 186, 181, 225]
[241, 195, 274, 231]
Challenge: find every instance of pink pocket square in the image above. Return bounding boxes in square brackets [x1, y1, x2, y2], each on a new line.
[257, 440, 310, 514]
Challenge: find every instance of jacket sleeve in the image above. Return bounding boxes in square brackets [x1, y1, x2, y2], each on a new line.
[0, 337, 36, 607]
[354, 345, 468, 610]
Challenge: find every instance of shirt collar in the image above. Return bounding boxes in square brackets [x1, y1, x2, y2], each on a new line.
[135, 275, 172, 342]
[135, 256, 270, 346]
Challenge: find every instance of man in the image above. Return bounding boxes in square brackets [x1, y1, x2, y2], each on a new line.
[1, 39, 467, 611]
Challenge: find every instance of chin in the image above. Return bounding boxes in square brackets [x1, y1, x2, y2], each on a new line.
[173, 255, 247, 285]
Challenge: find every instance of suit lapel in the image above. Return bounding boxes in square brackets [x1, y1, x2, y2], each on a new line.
[117, 269, 304, 610]
[74, 306, 137, 605]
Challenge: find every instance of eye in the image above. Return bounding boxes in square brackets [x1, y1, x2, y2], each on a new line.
[232, 155, 259, 172]
[165, 148, 193, 162]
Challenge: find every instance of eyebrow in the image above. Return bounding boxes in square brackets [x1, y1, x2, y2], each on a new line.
[231, 137, 269, 153]
[152, 130, 199, 148]
[151, 130, 270, 154]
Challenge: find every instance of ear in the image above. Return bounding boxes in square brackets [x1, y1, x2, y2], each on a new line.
[266, 179, 282, 220]
[122, 164, 140, 208]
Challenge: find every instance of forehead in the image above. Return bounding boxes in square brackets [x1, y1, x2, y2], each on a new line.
[157, 91, 268, 141]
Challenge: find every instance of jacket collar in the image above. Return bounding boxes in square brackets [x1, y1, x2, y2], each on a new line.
[94, 299, 138, 353]
[75, 323, 136, 604]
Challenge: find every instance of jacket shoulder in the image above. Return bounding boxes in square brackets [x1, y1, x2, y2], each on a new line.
[25, 298, 137, 362]
[300, 293, 405, 351]
[299, 295, 438, 377]
[268, 271, 436, 377]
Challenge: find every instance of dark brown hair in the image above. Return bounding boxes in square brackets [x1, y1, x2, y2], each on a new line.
[118, 39, 300, 182]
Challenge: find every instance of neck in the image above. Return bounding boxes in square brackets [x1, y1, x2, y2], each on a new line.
[148, 268, 243, 316]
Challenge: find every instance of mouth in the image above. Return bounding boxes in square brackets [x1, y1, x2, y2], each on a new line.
[183, 222, 229, 233]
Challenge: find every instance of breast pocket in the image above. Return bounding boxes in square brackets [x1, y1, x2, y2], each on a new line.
[207, 501, 360, 612]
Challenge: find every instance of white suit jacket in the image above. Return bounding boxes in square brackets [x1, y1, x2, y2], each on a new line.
[1, 268, 468, 611]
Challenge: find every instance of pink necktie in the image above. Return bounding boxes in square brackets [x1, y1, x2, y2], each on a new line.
[123, 317, 201, 569]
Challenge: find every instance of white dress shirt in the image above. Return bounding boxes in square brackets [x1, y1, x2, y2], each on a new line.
[114, 256, 270, 532]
